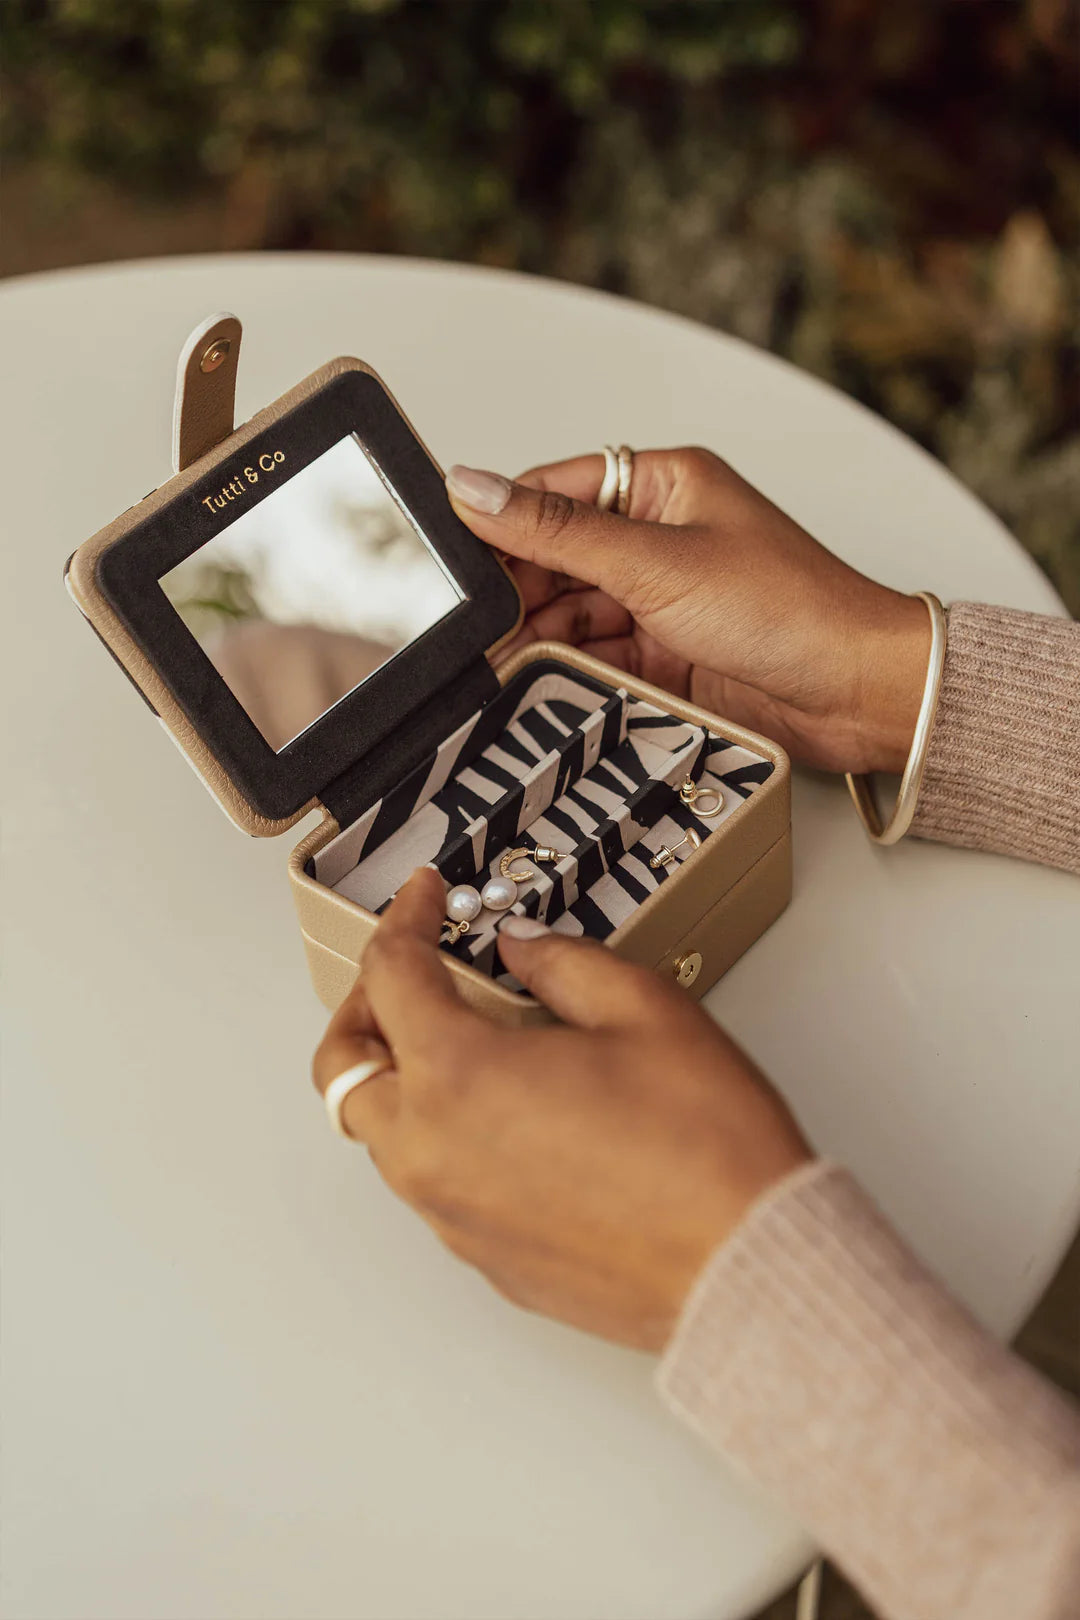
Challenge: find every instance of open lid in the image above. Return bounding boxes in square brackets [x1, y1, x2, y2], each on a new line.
[66, 320, 522, 836]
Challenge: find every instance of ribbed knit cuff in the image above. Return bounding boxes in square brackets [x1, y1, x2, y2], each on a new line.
[912, 602, 1080, 873]
[657, 1162, 1080, 1620]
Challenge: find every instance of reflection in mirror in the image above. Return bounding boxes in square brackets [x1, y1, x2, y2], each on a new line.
[160, 434, 464, 751]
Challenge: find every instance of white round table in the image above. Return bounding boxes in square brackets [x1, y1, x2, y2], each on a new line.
[2, 255, 1077, 1620]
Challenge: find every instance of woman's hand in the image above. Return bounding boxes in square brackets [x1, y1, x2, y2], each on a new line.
[446, 451, 931, 775]
[313, 868, 811, 1352]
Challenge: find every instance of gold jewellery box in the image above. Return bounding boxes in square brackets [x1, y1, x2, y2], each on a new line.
[65, 315, 791, 1027]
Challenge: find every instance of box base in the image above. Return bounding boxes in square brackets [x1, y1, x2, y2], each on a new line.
[290, 643, 791, 1028]
[300, 828, 791, 1024]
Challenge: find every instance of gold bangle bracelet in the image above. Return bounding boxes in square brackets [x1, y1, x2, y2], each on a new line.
[845, 591, 947, 846]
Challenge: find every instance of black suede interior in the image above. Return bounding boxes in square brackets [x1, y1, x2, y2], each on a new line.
[95, 368, 521, 821]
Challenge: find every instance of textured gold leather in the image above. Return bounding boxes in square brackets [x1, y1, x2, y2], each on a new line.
[172, 313, 243, 473]
[68, 355, 521, 837]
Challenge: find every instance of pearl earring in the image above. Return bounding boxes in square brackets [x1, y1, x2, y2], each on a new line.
[441, 845, 566, 944]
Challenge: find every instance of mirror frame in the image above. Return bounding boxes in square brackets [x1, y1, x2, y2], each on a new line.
[94, 368, 521, 820]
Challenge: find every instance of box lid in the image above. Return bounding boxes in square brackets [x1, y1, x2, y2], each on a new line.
[66, 355, 523, 836]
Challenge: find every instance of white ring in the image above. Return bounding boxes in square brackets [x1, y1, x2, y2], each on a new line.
[616, 445, 634, 515]
[597, 445, 619, 511]
[324, 1055, 393, 1139]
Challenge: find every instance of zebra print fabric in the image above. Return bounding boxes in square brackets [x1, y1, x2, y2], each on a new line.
[312, 661, 774, 988]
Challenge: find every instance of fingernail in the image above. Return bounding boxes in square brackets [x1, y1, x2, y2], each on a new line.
[498, 915, 549, 940]
[446, 465, 512, 515]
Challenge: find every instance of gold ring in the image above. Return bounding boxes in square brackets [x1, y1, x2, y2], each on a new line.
[324, 1053, 393, 1139]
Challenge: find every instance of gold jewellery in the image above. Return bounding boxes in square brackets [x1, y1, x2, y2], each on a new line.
[649, 827, 702, 869]
[679, 777, 724, 818]
[597, 445, 634, 516]
[442, 846, 567, 944]
[846, 592, 947, 845]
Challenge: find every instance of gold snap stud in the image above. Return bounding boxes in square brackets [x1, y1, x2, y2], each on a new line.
[200, 338, 232, 373]
[673, 951, 703, 988]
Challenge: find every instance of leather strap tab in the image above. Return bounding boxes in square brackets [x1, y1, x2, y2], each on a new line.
[172, 312, 243, 473]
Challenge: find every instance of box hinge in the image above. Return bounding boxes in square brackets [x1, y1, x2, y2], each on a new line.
[319, 655, 500, 831]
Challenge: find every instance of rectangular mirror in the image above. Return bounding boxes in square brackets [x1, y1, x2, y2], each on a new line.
[159, 433, 465, 751]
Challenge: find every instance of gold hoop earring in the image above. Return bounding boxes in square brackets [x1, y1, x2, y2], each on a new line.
[481, 845, 565, 912]
[500, 845, 563, 879]
[678, 777, 724, 818]
[649, 827, 702, 869]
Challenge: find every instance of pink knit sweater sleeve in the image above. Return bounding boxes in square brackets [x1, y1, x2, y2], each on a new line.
[657, 1165, 1080, 1620]
[657, 604, 1080, 1618]
[912, 601, 1080, 873]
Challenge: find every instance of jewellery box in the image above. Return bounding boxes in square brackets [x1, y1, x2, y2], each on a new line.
[65, 315, 791, 1028]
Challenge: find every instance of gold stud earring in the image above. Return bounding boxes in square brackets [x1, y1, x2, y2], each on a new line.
[679, 777, 724, 818]
[649, 827, 703, 869]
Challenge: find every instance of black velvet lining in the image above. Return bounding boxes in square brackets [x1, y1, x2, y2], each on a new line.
[321, 657, 498, 830]
[94, 369, 521, 822]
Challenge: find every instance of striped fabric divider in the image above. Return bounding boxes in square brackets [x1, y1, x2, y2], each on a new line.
[320, 666, 776, 992]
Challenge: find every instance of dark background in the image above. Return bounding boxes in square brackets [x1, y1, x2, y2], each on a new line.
[3, 6, 1077, 1616]
[4, 0, 1079, 610]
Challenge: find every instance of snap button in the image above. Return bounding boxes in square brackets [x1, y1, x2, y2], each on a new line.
[673, 951, 702, 988]
[200, 337, 231, 373]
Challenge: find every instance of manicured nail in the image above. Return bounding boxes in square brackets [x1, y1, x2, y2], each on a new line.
[498, 915, 550, 940]
[446, 465, 512, 515]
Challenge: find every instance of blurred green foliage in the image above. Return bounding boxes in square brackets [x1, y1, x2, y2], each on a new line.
[3, 0, 805, 257]
[4, 0, 1079, 607]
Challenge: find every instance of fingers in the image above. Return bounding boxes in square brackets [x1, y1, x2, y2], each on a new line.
[505, 556, 591, 612]
[445, 465, 670, 607]
[312, 997, 393, 1088]
[495, 919, 670, 1030]
[515, 451, 677, 525]
[312, 983, 399, 1145]
[506, 588, 634, 653]
[315, 1039, 399, 1145]
[515, 453, 606, 504]
[359, 867, 473, 1064]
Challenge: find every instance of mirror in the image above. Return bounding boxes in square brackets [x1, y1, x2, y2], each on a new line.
[160, 433, 464, 751]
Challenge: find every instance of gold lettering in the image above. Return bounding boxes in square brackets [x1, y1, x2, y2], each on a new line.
[200, 451, 284, 517]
